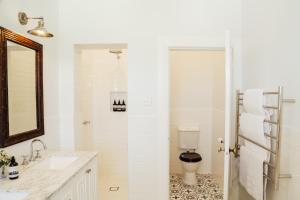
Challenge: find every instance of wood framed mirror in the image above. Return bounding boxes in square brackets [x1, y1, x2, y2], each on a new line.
[0, 27, 44, 147]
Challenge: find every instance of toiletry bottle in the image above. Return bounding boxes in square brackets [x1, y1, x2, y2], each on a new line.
[113, 100, 117, 111]
[122, 100, 126, 112]
[117, 100, 121, 112]
[8, 156, 19, 180]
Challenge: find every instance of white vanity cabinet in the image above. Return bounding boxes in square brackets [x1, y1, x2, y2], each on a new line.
[49, 157, 97, 200]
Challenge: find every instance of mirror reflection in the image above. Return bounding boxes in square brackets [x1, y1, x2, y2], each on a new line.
[7, 40, 37, 135]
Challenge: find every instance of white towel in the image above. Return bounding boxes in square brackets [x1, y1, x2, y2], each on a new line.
[240, 111, 272, 155]
[239, 145, 267, 200]
[240, 112, 268, 147]
[239, 109, 272, 200]
[247, 145, 266, 200]
[239, 145, 248, 188]
[243, 89, 265, 115]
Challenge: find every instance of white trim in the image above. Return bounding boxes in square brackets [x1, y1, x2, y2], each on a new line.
[223, 31, 232, 200]
[157, 35, 230, 200]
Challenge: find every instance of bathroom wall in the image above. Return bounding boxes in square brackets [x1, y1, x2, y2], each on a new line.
[74, 48, 94, 151]
[0, 1, 243, 199]
[169, 50, 225, 175]
[0, 1, 60, 157]
[74, 47, 128, 200]
[241, 0, 300, 199]
[58, 0, 242, 199]
[211, 51, 225, 178]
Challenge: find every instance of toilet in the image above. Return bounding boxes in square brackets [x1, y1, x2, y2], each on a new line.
[178, 127, 202, 185]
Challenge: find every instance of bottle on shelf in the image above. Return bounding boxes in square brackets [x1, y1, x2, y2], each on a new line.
[113, 100, 117, 112]
[121, 100, 126, 112]
[117, 100, 122, 112]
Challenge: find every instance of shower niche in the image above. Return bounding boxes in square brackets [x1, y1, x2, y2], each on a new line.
[110, 91, 127, 112]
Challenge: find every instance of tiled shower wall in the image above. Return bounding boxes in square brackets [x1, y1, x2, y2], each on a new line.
[74, 48, 128, 200]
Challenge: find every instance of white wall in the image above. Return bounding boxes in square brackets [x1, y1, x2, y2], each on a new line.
[169, 50, 225, 175]
[211, 51, 225, 178]
[242, 0, 300, 199]
[74, 48, 128, 200]
[0, 0, 60, 159]
[0, 1, 243, 199]
[58, 1, 242, 199]
[74, 48, 94, 151]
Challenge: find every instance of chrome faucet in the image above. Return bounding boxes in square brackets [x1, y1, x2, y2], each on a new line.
[29, 139, 47, 161]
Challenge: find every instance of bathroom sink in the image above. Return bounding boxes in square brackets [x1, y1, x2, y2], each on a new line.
[0, 190, 29, 200]
[32, 156, 78, 170]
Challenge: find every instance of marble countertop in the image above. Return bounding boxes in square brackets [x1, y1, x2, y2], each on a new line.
[0, 151, 98, 200]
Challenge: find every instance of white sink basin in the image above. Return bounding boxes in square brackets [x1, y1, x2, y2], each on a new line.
[0, 190, 29, 200]
[32, 156, 78, 170]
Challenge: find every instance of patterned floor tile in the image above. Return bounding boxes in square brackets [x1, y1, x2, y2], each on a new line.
[169, 174, 223, 200]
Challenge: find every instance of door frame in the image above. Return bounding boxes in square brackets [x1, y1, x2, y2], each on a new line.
[157, 33, 232, 200]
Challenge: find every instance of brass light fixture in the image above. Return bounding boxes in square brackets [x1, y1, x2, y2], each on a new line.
[18, 12, 54, 38]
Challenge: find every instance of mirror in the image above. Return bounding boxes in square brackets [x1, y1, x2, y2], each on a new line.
[7, 41, 37, 135]
[0, 27, 44, 147]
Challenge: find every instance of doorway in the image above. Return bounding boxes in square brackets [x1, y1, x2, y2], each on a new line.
[74, 44, 128, 200]
[156, 34, 234, 200]
[168, 49, 225, 200]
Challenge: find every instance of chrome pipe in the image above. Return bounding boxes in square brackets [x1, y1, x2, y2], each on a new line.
[239, 103, 279, 110]
[264, 133, 278, 140]
[236, 87, 291, 198]
[235, 90, 241, 157]
[238, 92, 279, 95]
[274, 86, 283, 190]
[238, 134, 277, 155]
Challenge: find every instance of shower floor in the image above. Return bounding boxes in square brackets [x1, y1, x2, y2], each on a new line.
[169, 174, 223, 200]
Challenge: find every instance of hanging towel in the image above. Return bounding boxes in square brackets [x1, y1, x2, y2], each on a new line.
[239, 145, 248, 188]
[239, 109, 272, 200]
[246, 143, 266, 200]
[240, 111, 272, 151]
[239, 144, 267, 200]
[243, 89, 265, 115]
[240, 112, 267, 147]
[264, 110, 273, 135]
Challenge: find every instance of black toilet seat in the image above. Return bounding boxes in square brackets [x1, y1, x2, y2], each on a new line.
[179, 152, 202, 163]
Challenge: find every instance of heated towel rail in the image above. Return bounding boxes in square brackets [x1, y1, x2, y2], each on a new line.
[234, 86, 293, 200]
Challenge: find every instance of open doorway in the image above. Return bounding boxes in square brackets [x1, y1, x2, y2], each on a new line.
[168, 49, 225, 200]
[74, 44, 128, 200]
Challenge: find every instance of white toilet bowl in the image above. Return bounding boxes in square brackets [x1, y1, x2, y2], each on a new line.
[179, 152, 202, 185]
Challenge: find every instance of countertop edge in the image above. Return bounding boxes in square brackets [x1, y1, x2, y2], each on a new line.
[45, 151, 98, 200]
[0, 151, 98, 200]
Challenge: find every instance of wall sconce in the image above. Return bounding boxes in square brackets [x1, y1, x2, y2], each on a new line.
[18, 12, 54, 38]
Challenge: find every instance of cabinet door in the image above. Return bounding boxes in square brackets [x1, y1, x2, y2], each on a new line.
[85, 159, 97, 200]
[49, 178, 74, 200]
[49, 157, 98, 200]
[74, 171, 88, 200]
[62, 189, 73, 200]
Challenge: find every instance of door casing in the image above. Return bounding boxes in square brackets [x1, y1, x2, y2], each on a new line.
[157, 33, 232, 200]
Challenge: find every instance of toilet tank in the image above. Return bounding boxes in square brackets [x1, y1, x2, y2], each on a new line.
[178, 127, 200, 150]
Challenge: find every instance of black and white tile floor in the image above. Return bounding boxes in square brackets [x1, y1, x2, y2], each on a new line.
[170, 174, 223, 200]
